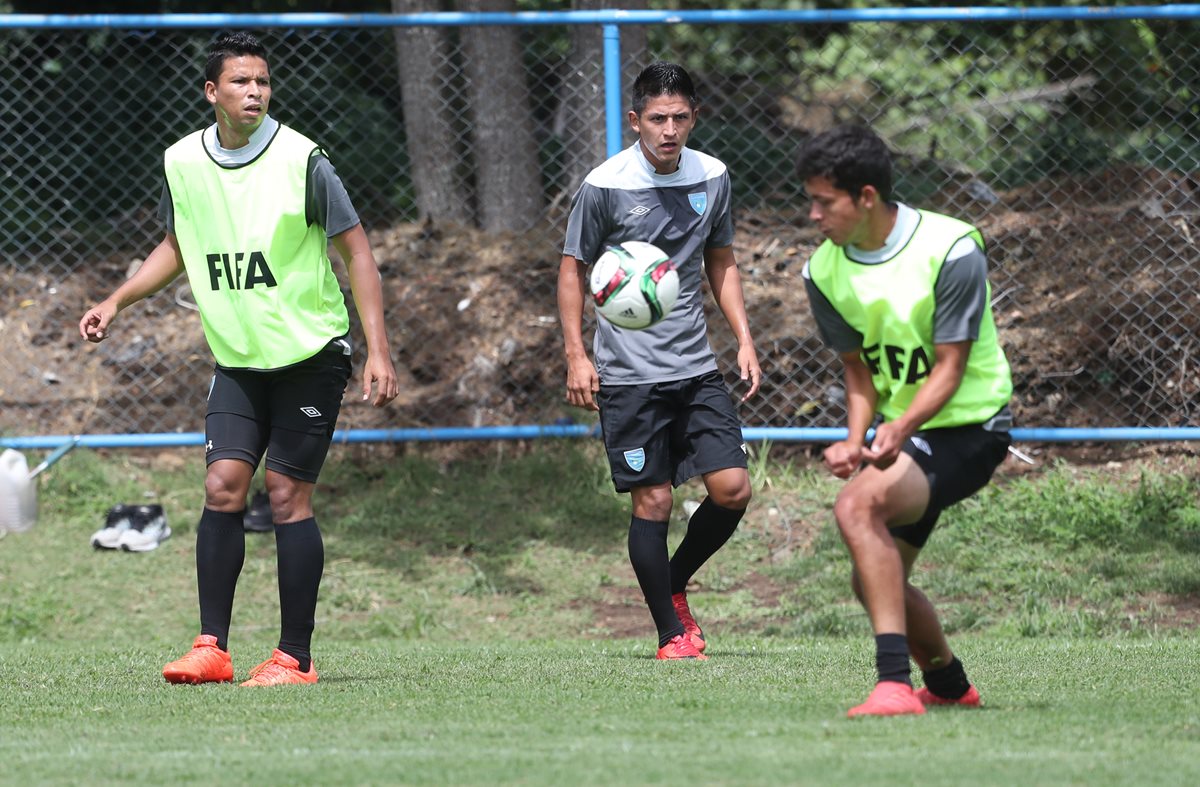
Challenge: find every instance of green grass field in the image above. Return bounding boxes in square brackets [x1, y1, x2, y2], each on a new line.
[2, 442, 1199, 784]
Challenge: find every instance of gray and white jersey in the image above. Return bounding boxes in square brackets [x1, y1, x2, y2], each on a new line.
[802, 203, 989, 353]
[563, 143, 734, 385]
[158, 115, 359, 238]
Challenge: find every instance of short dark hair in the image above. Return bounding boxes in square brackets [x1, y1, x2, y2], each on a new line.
[795, 125, 893, 202]
[204, 31, 269, 85]
[631, 61, 699, 115]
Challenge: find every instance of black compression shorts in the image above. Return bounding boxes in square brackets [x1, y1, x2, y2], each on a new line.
[204, 339, 352, 483]
[889, 422, 1011, 548]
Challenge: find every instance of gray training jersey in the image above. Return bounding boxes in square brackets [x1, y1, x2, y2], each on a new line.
[563, 142, 734, 385]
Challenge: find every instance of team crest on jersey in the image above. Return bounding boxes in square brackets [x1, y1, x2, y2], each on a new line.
[688, 192, 707, 215]
[623, 448, 646, 472]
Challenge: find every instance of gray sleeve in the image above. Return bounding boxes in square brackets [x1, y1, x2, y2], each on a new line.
[562, 182, 609, 263]
[307, 152, 360, 238]
[803, 264, 863, 353]
[932, 238, 988, 343]
[157, 181, 174, 234]
[706, 172, 734, 249]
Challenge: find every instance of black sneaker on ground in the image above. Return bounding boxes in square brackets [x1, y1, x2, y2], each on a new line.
[243, 489, 273, 532]
[90, 504, 135, 550]
[118, 504, 171, 552]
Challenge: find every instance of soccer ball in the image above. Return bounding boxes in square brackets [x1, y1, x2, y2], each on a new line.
[589, 241, 680, 330]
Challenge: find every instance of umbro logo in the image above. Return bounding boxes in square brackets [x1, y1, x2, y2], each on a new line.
[301, 407, 322, 418]
[628, 205, 652, 216]
[205, 440, 214, 452]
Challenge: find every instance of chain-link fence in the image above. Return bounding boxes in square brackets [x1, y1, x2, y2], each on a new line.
[2, 11, 1199, 438]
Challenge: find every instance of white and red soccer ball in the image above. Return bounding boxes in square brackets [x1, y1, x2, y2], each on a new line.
[589, 241, 680, 330]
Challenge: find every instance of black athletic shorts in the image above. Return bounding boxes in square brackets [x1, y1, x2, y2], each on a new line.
[888, 423, 1011, 549]
[596, 370, 748, 493]
[205, 338, 353, 483]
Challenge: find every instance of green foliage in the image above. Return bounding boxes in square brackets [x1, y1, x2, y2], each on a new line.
[689, 119, 802, 206]
[958, 463, 1200, 549]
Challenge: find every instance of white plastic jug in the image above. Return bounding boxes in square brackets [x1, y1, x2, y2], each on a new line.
[0, 448, 38, 534]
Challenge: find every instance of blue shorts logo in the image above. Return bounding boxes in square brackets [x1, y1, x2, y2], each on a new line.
[688, 192, 707, 215]
[623, 448, 646, 472]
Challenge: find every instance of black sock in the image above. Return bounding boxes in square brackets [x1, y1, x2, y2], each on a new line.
[669, 497, 745, 595]
[922, 656, 971, 699]
[196, 507, 246, 652]
[275, 517, 324, 672]
[628, 516, 684, 647]
[875, 633, 911, 686]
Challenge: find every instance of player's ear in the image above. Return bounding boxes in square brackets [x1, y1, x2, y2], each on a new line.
[204, 80, 217, 106]
[858, 184, 880, 209]
[627, 109, 639, 131]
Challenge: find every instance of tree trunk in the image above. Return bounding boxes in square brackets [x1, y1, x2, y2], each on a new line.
[459, 0, 545, 233]
[391, 0, 470, 224]
[556, 0, 650, 198]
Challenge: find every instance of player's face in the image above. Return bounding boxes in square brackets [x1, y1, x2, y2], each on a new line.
[205, 55, 271, 146]
[804, 176, 871, 248]
[630, 94, 697, 175]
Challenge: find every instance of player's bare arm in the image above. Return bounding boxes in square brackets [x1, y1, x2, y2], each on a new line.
[79, 233, 185, 343]
[863, 341, 971, 468]
[557, 254, 599, 411]
[824, 351, 878, 478]
[333, 224, 399, 407]
[703, 245, 761, 401]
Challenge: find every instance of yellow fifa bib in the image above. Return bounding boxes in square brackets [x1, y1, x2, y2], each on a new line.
[808, 210, 1011, 428]
[165, 124, 349, 369]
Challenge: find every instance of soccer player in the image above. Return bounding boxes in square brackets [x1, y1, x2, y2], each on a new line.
[79, 32, 398, 687]
[558, 61, 762, 660]
[797, 125, 1013, 716]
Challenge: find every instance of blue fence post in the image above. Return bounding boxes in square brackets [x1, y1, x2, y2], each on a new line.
[603, 23, 623, 158]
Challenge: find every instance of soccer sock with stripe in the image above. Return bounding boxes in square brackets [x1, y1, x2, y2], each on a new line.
[275, 517, 324, 673]
[922, 656, 972, 699]
[195, 507, 246, 652]
[875, 633, 912, 686]
[668, 497, 745, 594]
[627, 516, 686, 647]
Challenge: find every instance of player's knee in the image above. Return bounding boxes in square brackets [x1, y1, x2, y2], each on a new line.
[832, 491, 870, 531]
[632, 486, 674, 521]
[266, 479, 314, 523]
[204, 470, 246, 510]
[713, 479, 752, 510]
[705, 469, 752, 511]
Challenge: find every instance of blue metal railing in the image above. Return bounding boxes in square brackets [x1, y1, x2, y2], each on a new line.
[5, 427, 1200, 451]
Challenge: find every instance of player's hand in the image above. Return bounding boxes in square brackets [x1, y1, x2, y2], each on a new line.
[861, 421, 909, 469]
[565, 355, 600, 411]
[362, 352, 399, 407]
[737, 343, 762, 402]
[823, 440, 862, 479]
[79, 300, 118, 343]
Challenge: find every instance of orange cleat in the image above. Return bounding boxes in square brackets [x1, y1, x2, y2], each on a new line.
[239, 649, 318, 687]
[656, 633, 708, 660]
[162, 634, 234, 685]
[915, 684, 982, 708]
[671, 592, 706, 652]
[847, 681, 926, 717]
